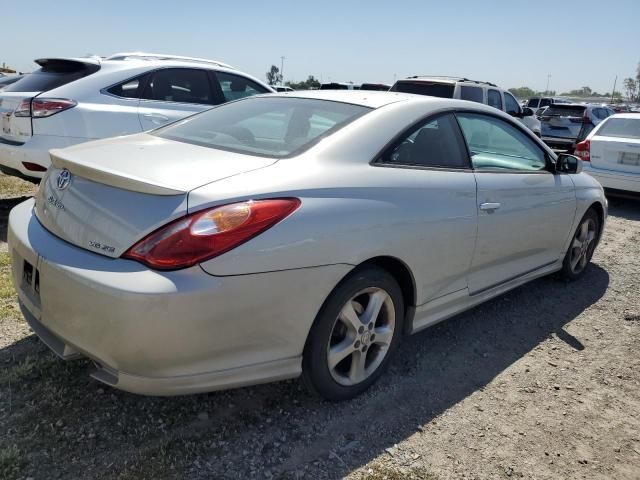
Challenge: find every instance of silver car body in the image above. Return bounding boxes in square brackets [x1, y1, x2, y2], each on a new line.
[9, 91, 607, 395]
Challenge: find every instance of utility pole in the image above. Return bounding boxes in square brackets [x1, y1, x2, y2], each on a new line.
[280, 56, 285, 84]
[545, 74, 551, 95]
[610, 76, 617, 104]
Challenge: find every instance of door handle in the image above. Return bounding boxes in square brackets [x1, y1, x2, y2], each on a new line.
[479, 202, 501, 211]
[142, 113, 169, 124]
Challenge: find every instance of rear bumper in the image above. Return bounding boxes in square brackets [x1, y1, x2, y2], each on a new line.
[8, 199, 352, 395]
[0, 135, 90, 180]
[583, 164, 640, 193]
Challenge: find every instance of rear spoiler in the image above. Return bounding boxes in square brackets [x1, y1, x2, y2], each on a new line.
[49, 151, 184, 196]
[34, 57, 101, 73]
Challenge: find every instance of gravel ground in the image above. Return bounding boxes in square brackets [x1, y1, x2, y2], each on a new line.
[0, 178, 638, 479]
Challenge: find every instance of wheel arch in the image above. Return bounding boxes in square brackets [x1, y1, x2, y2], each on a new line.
[356, 256, 417, 334]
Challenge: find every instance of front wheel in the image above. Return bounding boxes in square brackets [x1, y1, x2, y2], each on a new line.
[560, 208, 600, 280]
[302, 266, 404, 401]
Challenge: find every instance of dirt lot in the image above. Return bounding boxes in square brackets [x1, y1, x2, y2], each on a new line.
[0, 175, 639, 480]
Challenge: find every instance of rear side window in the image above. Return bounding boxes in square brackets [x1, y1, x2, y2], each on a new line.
[596, 118, 640, 139]
[383, 113, 469, 169]
[106, 76, 145, 99]
[215, 72, 269, 102]
[487, 89, 503, 110]
[545, 105, 586, 117]
[460, 86, 484, 104]
[155, 97, 370, 158]
[391, 81, 455, 98]
[4, 59, 99, 92]
[141, 68, 214, 104]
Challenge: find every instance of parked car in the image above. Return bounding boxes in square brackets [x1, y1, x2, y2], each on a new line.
[526, 96, 570, 112]
[272, 85, 294, 92]
[0, 52, 273, 181]
[360, 83, 391, 91]
[9, 91, 606, 400]
[0, 74, 25, 91]
[390, 76, 541, 136]
[535, 105, 549, 119]
[540, 104, 613, 152]
[319, 82, 360, 90]
[576, 113, 640, 193]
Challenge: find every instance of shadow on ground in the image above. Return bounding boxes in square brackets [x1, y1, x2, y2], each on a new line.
[0, 197, 31, 246]
[0, 262, 609, 479]
[606, 193, 640, 221]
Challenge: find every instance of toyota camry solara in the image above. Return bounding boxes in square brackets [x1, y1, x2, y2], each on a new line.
[9, 91, 606, 400]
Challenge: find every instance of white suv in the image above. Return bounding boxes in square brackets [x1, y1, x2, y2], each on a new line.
[0, 52, 273, 181]
[390, 76, 541, 136]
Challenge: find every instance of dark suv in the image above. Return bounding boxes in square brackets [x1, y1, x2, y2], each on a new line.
[540, 104, 613, 152]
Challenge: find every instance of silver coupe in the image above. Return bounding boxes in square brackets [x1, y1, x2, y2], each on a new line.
[9, 91, 606, 400]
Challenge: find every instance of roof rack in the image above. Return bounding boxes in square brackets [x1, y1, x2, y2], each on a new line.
[406, 75, 497, 87]
[104, 52, 235, 70]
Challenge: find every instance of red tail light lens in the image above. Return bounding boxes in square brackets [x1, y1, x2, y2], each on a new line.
[31, 98, 77, 118]
[123, 198, 301, 270]
[575, 140, 590, 162]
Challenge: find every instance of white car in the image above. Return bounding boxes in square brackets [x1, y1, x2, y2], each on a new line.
[576, 113, 640, 193]
[0, 52, 273, 181]
[390, 77, 541, 136]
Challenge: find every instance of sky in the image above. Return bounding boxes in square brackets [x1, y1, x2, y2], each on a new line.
[2, 0, 639, 94]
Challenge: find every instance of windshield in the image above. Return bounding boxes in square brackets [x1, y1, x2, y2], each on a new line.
[596, 117, 640, 139]
[390, 81, 455, 98]
[154, 97, 372, 158]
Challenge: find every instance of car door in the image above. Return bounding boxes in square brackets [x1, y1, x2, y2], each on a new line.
[376, 113, 478, 303]
[138, 68, 218, 130]
[456, 112, 576, 294]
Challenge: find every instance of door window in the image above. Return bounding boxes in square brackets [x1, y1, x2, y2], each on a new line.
[140, 69, 214, 104]
[487, 89, 503, 110]
[460, 86, 484, 103]
[215, 72, 270, 102]
[504, 92, 520, 116]
[383, 113, 469, 168]
[456, 113, 547, 171]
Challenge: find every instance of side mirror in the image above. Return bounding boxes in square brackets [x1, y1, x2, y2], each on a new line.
[556, 153, 583, 174]
[522, 107, 534, 117]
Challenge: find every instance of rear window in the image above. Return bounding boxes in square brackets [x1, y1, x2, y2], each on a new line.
[596, 117, 640, 139]
[527, 98, 539, 108]
[154, 97, 371, 158]
[4, 59, 99, 93]
[545, 105, 586, 117]
[360, 83, 390, 91]
[391, 81, 455, 98]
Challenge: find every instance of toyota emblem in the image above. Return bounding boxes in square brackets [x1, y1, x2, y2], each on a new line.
[56, 169, 72, 190]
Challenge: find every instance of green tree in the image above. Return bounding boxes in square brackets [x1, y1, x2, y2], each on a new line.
[286, 75, 321, 90]
[509, 86, 536, 99]
[623, 78, 637, 101]
[265, 65, 282, 86]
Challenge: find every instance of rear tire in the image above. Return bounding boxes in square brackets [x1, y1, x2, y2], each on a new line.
[560, 208, 600, 281]
[302, 266, 404, 401]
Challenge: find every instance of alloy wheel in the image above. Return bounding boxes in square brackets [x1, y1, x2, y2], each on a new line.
[569, 217, 597, 274]
[327, 287, 396, 386]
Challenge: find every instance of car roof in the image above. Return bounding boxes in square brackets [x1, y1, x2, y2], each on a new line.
[399, 76, 498, 87]
[608, 112, 640, 119]
[266, 89, 511, 113]
[269, 90, 425, 108]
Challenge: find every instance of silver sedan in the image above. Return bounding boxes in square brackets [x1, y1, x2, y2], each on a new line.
[9, 91, 606, 400]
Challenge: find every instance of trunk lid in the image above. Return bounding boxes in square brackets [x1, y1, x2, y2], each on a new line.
[35, 133, 278, 258]
[590, 136, 640, 174]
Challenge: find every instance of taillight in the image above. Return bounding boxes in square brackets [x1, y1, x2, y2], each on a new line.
[13, 99, 32, 117]
[31, 98, 77, 118]
[123, 198, 301, 270]
[575, 140, 590, 162]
